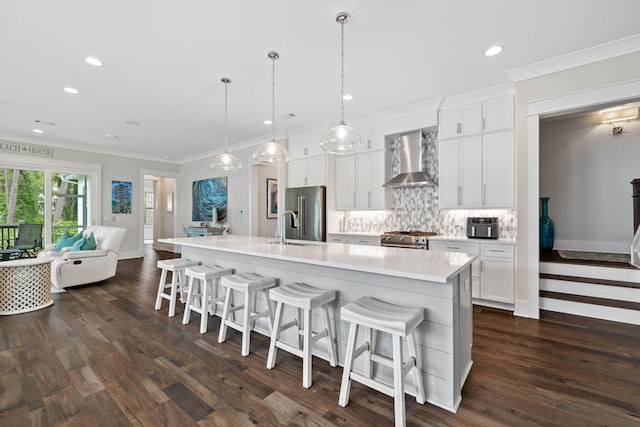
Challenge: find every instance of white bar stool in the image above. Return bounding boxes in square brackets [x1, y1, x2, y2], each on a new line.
[338, 296, 426, 427]
[154, 258, 200, 317]
[182, 265, 233, 333]
[266, 282, 338, 388]
[217, 272, 277, 356]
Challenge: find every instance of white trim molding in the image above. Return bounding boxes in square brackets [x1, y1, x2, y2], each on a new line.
[506, 34, 640, 83]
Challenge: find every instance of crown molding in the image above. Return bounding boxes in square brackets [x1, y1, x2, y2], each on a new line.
[506, 33, 640, 83]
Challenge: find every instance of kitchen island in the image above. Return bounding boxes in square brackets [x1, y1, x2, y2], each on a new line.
[158, 235, 475, 412]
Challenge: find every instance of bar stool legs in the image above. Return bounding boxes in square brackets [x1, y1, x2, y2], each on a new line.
[182, 265, 233, 333]
[154, 259, 200, 317]
[338, 296, 425, 427]
[266, 282, 337, 388]
[217, 272, 276, 357]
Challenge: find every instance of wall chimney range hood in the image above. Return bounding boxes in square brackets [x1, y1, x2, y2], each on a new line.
[383, 131, 436, 188]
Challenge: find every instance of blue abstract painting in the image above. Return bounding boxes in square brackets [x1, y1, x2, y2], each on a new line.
[112, 180, 132, 214]
[192, 177, 227, 222]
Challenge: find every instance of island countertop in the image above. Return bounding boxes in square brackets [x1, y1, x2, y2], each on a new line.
[158, 235, 476, 284]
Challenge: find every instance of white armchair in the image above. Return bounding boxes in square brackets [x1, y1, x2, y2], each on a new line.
[38, 225, 126, 288]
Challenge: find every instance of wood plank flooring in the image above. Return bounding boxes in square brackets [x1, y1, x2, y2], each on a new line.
[1, 247, 639, 426]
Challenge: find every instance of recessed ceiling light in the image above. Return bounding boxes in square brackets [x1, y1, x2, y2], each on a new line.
[106, 134, 118, 139]
[32, 129, 44, 134]
[343, 94, 354, 101]
[84, 57, 104, 67]
[63, 87, 80, 94]
[264, 120, 272, 125]
[484, 45, 504, 57]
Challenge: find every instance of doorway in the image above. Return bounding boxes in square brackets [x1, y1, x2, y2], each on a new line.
[141, 173, 176, 251]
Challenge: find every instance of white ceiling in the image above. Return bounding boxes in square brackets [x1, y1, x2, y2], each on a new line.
[2, 0, 640, 163]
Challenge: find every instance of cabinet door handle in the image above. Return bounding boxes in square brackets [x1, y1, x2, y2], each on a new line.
[489, 249, 506, 253]
[304, 177, 308, 186]
[482, 117, 486, 130]
[483, 183, 486, 206]
[304, 147, 308, 156]
[458, 185, 462, 206]
[368, 191, 371, 207]
[353, 192, 356, 208]
[446, 246, 460, 250]
[457, 122, 461, 134]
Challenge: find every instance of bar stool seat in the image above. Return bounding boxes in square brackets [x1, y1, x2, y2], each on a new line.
[266, 282, 337, 388]
[182, 265, 233, 333]
[339, 296, 426, 427]
[154, 258, 200, 317]
[217, 272, 277, 356]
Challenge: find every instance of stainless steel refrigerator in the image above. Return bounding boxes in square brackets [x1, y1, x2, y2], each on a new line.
[284, 186, 326, 242]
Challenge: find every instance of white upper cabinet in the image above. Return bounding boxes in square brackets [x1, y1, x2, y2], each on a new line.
[288, 134, 326, 160]
[483, 130, 515, 207]
[335, 149, 387, 210]
[288, 155, 326, 188]
[438, 94, 515, 209]
[335, 154, 356, 210]
[482, 95, 514, 133]
[438, 102, 482, 140]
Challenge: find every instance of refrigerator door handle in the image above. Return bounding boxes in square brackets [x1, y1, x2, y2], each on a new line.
[298, 196, 305, 238]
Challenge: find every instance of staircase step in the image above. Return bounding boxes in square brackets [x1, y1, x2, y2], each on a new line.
[540, 290, 640, 310]
[540, 261, 640, 283]
[540, 273, 640, 289]
[539, 295, 640, 325]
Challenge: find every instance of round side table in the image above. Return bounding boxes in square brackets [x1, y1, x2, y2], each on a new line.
[0, 258, 53, 315]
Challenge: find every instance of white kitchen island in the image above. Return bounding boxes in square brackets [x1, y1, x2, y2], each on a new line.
[158, 235, 475, 412]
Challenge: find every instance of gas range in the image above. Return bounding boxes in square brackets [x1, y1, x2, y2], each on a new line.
[380, 230, 437, 249]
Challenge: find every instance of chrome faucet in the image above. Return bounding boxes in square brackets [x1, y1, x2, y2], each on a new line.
[279, 209, 299, 245]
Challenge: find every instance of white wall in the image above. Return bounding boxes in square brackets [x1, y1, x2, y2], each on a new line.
[178, 145, 255, 236]
[515, 51, 640, 317]
[255, 164, 278, 237]
[0, 140, 179, 259]
[540, 112, 640, 252]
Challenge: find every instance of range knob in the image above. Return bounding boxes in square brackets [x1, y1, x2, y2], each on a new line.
[399, 237, 405, 242]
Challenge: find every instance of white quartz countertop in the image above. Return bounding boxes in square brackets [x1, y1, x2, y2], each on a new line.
[429, 235, 516, 245]
[159, 235, 476, 283]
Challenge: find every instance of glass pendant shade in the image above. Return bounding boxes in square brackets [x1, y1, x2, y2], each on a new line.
[211, 77, 242, 172]
[321, 12, 363, 155]
[253, 138, 288, 165]
[320, 121, 365, 154]
[253, 51, 288, 165]
[211, 150, 242, 171]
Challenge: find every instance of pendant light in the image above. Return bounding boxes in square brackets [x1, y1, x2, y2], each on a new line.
[210, 78, 242, 171]
[320, 12, 365, 154]
[253, 51, 288, 165]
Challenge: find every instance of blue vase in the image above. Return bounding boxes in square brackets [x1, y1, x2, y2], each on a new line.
[539, 197, 555, 250]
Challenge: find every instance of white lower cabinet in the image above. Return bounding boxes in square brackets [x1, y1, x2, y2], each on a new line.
[327, 233, 379, 246]
[479, 243, 514, 303]
[429, 240, 514, 305]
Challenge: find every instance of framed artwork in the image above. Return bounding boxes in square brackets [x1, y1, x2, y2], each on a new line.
[192, 177, 227, 222]
[267, 178, 278, 219]
[111, 180, 132, 214]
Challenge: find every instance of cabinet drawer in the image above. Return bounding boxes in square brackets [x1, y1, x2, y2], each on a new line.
[481, 243, 513, 258]
[347, 235, 380, 246]
[327, 234, 348, 243]
[429, 241, 480, 254]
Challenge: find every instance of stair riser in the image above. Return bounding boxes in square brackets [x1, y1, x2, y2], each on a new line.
[540, 297, 640, 325]
[540, 278, 640, 303]
[540, 262, 640, 283]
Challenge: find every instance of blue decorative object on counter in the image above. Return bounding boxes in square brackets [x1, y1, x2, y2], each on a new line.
[539, 197, 555, 249]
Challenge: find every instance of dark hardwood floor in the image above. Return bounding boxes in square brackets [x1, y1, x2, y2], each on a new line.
[1, 247, 639, 426]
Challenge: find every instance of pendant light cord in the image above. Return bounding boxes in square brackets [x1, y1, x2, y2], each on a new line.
[271, 55, 276, 140]
[224, 80, 229, 150]
[340, 20, 345, 124]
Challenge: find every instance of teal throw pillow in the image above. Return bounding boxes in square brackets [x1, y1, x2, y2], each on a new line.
[71, 232, 97, 251]
[55, 230, 83, 250]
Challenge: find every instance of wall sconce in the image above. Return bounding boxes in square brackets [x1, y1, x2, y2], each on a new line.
[600, 107, 638, 135]
[166, 192, 174, 213]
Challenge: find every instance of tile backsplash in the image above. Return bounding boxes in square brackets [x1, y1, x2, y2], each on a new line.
[340, 130, 517, 240]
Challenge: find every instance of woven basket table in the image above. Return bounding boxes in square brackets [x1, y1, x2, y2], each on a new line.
[0, 258, 53, 315]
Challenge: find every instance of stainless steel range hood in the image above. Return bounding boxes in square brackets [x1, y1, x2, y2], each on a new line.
[383, 131, 436, 188]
